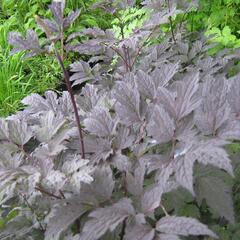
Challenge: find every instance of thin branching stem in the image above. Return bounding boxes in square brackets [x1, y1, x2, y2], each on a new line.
[116, 19, 131, 72]
[120, 219, 126, 240]
[20, 144, 33, 162]
[131, 27, 158, 69]
[115, 15, 133, 72]
[102, 42, 129, 70]
[160, 203, 169, 216]
[35, 15, 85, 158]
[35, 186, 63, 199]
[60, 28, 64, 61]
[35, 14, 86, 235]
[59, 190, 66, 199]
[55, 50, 85, 159]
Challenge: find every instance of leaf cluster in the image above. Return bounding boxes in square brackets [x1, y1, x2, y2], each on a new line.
[175, 0, 240, 51]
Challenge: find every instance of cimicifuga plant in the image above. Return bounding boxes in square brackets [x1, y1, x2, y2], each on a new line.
[1, 0, 240, 239]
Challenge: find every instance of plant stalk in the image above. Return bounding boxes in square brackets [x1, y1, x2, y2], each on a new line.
[120, 219, 126, 240]
[55, 50, 85, 159]
[35, 186, 62, 199]
[34, 15, 85, 158]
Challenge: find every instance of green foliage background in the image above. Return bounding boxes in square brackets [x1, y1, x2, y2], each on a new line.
[186, 0, 240, 50]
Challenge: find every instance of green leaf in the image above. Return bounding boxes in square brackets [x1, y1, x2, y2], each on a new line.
[222, 26, 232, 37]
[195, 167, 235, 223]
[178, 204, 201, 219]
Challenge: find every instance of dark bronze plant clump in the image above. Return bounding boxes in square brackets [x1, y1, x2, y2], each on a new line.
[1, 0, 239, 239]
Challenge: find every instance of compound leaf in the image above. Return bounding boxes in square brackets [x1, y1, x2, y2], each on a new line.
[156, 216, 218, 238]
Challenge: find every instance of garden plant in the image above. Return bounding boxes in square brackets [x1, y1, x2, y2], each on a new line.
[0, 0, 240, 239]
[0, 0, 111, 117]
